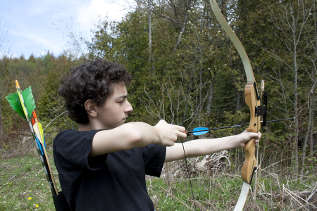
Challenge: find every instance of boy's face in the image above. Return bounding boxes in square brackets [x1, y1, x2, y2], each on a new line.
[94, 82, 133, 129]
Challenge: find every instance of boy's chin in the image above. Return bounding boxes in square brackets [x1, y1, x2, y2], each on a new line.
[114, 119, 126, 127]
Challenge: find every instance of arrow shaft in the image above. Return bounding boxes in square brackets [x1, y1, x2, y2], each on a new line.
[187, 117, 294, 135]
[15, 81, 58, 195]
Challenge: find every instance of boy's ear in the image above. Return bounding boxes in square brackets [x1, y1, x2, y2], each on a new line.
[84, 99, 98, 118]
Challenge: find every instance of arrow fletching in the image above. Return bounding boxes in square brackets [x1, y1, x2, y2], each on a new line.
[5, 84, 36, 120]
[188, 127, 209, 136]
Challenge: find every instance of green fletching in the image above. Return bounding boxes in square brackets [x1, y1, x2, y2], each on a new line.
[6, 92, 25, 119]
[5, 86, 36, 119]
[22, 87, 36, 118]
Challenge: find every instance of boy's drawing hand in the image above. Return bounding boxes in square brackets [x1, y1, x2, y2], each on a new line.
[154, 120, 187, 146]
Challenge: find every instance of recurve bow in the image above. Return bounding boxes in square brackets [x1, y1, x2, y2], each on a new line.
[209, 1, 266, 210]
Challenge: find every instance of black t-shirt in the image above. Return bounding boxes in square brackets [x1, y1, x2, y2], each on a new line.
[53, 130, 166, 211]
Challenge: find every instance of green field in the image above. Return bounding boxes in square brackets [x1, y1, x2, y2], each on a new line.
[1, 148, 316, 210]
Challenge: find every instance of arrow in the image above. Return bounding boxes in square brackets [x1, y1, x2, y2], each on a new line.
[5, 80, 63, 209]
[187, 117, 294, 136]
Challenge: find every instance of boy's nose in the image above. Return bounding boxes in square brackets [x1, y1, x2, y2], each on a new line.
[125, 101, 133, 113]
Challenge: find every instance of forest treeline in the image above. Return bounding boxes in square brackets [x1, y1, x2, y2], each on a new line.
[0, 0, 316, 178]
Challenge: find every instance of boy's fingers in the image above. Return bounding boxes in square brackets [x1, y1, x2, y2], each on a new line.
[176, 130, 187, 138]
[249, 132, 261, 143]
[249, 132, 261, 139]
[172, 125, 186, 132]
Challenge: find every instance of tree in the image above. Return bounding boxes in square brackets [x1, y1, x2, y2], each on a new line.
[268, 0, 315, 176]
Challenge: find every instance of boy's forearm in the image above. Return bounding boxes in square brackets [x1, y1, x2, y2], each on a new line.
[91, 122, 159, 156]
[166, 135, 240, 162]
[187, 135, 240, 155]
[126, 122, 161, 146]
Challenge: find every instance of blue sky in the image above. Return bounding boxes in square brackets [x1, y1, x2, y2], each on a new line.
[0, 0, 136, 58]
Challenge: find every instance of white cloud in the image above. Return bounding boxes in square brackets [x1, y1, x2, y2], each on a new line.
[0, 0, 136, 58]
[76, 0, 136, 32]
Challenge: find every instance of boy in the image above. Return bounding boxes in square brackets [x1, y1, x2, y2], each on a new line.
[54, 59, 260, 211]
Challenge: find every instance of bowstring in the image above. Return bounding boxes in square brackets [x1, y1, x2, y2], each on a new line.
[181, 140, 196, 208]
[253, 84, 263, 200]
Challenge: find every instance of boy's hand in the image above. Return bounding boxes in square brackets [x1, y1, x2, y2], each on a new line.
[154, 120, 187, 146]
[237, 130, 262, 147]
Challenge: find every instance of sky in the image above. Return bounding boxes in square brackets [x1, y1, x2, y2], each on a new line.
[0, 0, 136, 58]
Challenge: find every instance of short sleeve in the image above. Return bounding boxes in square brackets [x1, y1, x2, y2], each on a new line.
[53, 130, 106, 171]
[142, 144, 166, 177]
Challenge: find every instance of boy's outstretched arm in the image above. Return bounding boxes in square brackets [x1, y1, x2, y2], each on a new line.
[90, 120, 187, 156]
[165, 131, 261, 162]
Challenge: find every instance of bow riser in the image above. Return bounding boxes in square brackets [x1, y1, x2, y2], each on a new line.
[241, 82, 261, 184]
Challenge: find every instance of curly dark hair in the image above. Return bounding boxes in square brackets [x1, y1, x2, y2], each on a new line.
[58, 59, 131, 124]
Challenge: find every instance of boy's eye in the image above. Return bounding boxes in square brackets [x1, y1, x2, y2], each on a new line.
[117, 97, 127, 104]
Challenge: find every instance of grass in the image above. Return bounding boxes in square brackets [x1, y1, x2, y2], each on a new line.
[0, 154, 55, 210]
[0, 148, 316, 211]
